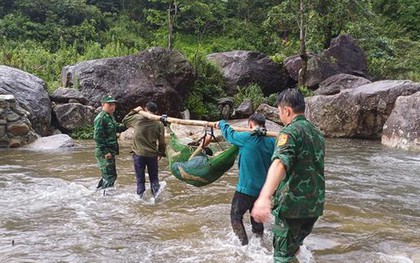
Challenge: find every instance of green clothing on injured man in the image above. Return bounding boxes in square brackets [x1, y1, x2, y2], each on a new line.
[94, 96, 126, 189]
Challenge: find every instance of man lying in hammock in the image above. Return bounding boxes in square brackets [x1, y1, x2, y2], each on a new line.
[170, 125, 240, 187]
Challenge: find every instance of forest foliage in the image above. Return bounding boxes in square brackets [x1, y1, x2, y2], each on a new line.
[0, 0, 419, 118]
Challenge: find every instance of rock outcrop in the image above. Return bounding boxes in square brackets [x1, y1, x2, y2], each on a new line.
[285, 34, 368, 89]
[255, 103, 281, 125]
[26, 134, 74, 150]
[0, 94, 38, 148]
[305, 80, 420, 139]
[382, 92, 420, 150]
[52, 103, 96, 131]
[61, 47, 195, 120]
[315, 74, 371, 96]
[0, 65, 51, 135]
[207, 50, 289, 96]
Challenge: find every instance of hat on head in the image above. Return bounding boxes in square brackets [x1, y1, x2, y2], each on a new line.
[100, 95, 117, 103]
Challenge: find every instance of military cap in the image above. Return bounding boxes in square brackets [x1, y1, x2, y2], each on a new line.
[100, 95, 117, 103]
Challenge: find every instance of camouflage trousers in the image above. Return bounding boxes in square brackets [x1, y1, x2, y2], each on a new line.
[95, 148, 117, 189]
[272, 217, 318, 263]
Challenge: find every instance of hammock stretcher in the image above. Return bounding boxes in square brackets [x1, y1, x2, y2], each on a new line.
[133, 110, 276, 187]
[167, 126, 239, 187]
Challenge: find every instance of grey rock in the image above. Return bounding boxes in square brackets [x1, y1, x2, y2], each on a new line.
[232, 99, 253, 119]
[382, 91, 420, 151]
[61, 47, 194, 120]
[50, 87, 89, 105]
[207, 50, 289, 96]
[52, 103, 95, 131]
[315, 74, 372, 95]
[255, 103, 281, 125]
[305, 80, 420, 139]
[0, 66, 51, 135]
[26, 134, 74, 150]
[285, 34, 368, 88]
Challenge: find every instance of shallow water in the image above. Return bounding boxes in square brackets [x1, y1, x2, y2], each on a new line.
[0, 139, 419, 262]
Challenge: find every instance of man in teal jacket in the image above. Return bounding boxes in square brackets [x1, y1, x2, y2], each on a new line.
[215, 113, 275, 245]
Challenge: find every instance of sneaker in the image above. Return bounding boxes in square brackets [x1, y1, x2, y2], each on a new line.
[151, 184, 160, 198]
[138, 191, 145, 199]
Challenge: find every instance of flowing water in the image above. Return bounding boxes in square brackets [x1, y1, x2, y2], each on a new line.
[0, 139, 419, 263]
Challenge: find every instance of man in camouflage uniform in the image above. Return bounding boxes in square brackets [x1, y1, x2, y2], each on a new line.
[251, 88, 325, 263]
[94, 95, 126, 189]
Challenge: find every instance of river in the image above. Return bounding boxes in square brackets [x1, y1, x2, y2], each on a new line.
[0, 139, 419, 263]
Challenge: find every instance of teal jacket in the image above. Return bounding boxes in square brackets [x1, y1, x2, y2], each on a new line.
[219, 120, 275, 197]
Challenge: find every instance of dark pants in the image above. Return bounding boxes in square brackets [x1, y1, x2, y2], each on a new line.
[133, 154, 159, 195]
[272, 217, 318, 263]
[231, 191, 264, 245]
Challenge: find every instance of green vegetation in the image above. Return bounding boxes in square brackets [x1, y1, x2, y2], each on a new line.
[233, 84, 266, 110]
[70, 125, 94, 140]
[1, 0, 419, 116]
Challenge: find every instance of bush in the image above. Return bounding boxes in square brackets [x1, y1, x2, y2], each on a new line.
[70, 125, 94, 140]
[185, 54, 226, 120]
[233, 84, 266, 109]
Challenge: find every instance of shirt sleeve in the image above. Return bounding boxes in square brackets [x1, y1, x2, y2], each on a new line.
[94, 116, 108, 153]
[272, 132, 296, 173]
[219, 120, 248, 147]
[122, 111, 140, 128]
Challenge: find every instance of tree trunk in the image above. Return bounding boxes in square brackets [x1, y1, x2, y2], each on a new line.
[298, 0, 308, 87]
[323, 23, 333, 49]
[167, 1, 177, 50]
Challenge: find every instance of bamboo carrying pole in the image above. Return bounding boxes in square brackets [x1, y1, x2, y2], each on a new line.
[136, 110, 279, 137]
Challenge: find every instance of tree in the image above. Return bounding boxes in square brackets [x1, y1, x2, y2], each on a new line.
[298, 0, 309, 86]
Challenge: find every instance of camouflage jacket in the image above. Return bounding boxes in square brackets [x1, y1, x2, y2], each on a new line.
[94, 111, 126, 155]
[272, 115, 325, 218]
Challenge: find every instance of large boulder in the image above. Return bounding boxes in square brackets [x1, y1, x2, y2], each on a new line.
[255, 103, 281, 125]
[305, 80, 420, 139]
[52, 103, 96, 131]
[0, 94, 38, 148]
[61, 47, 194, 120]
[232, 99, 253, 119]
[207, 50, 289, 96]
[285, 34, 368, 88]
[25, 134, 74, 150]
[50, 87, 89, 105]
[315, 74, 372, 96]
[0, 65, 51, 135]
[324, 34, 368, 77]
[382, 92, 420, 151]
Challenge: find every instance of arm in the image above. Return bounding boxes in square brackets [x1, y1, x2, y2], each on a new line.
[188, 134, 212, 160]
[117, 122, 127, 133]
[216, 120, 247, 147]
[251, 159, 286, 223]
[94, 116, 111, 157]
[122, 110, 140, 128]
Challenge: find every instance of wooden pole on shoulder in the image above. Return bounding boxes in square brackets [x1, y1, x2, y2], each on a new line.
[136, 110, 279, 137]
